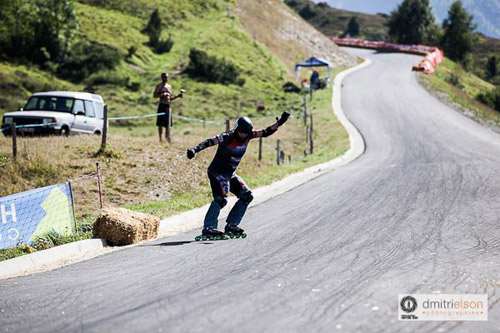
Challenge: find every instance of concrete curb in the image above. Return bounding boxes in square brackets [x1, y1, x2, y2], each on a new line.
[0, 239, 110, 280]
[0, 59, 371, 281]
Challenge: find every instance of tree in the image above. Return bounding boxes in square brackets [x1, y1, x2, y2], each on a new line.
[387, 0, 438, 45]
[32, 0, 78, 64]
[143, 9, 162, 47]
[441, 1, 475, 63]
[345, 17, 360, 37]
[486, 56, 497, 79]
[0, 0, 78, 65]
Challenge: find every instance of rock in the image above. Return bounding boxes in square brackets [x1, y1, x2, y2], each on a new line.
[93, 207, 160, 246]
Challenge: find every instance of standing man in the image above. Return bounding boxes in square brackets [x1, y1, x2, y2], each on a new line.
[186, 112, 290, 240]
[154, 72, 183, 143]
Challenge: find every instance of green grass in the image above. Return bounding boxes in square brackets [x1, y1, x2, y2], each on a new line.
[1, 0, 292, 123]
[80, 1, 289, 118]
[419, 58, 500, 126]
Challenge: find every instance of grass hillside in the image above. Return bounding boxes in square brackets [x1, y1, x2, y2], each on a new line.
[236, 0, 355, 73]
[0, 0, 285, 121]
[419, 58, 500, 128]
[0, 0, 355, 121]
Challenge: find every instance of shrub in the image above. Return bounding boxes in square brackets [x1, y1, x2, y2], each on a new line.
[477, 86, 500, 112]
[126, 46, 137, 59]
[127, 81, 141, 91]
[154, 35, 174, 54]
[0, 0, 78, 65]
[282, 81, 301, 93]
[57, 41, 121, 82]
[86, 71, 129, 87]
[185, 48, 244, 86]
[446, 73, 463, 89]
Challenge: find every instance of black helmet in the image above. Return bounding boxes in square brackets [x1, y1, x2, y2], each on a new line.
[235, 116, 253, 134]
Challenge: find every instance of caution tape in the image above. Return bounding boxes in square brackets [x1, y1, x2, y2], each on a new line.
[1, 122, 57, 132]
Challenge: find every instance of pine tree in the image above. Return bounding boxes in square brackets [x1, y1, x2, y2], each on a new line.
[441, 1, 475, 63]
[345, 17, 360, 37]
[486, 56, 497, 79]
[387, 0, 438, 45]
[143, 9, 162, 47]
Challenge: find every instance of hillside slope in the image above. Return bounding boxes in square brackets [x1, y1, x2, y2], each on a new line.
[0, 0, 353, 120]
[236, 0, 356, 72]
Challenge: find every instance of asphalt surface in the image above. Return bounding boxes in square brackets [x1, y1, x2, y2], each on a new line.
[2, 48, 500, 333]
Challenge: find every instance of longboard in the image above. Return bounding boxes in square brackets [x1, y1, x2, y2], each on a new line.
[194, 233, 247, 241]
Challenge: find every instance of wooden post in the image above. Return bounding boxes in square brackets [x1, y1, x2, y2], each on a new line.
[276, 139, 281, 165]
[258, 136, 263, 161]
[166, 109, 172, 143]
[67, 180, 77, 233]
[96, 162, 103, 209]
[309, 113, 313, 154]
[288, 155, 291, 164]
[303, 95, 307, 126]
[225, 118, 230, 132]
[100, 105, 108, 152]
[12, 122, 17, 161]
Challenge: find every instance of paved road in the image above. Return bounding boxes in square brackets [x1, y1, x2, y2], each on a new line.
[2, 49, 500, 333]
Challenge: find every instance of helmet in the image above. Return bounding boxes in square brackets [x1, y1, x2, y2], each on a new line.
[235, 116, 253, 134]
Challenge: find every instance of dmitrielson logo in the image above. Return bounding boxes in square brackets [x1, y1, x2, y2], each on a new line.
[398, 294, 488, 321]
[422, 298, 484, 310]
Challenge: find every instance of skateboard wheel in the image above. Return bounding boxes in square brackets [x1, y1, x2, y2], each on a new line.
[201, 236, 207, 241]
[241, 233, 247, 239]
[195, 236, 201, 241]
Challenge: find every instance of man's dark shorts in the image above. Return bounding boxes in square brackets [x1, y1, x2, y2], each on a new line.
[156, 103, 171, 127]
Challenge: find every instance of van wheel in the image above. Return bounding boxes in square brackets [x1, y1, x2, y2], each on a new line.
[60, 126, 70, 137]
[94, 130, 101, 136]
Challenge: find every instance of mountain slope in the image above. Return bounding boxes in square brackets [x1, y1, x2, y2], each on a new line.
[0, 0, 354, 119]
[236, 0, 356, 72]
[317, 0, 500, 38]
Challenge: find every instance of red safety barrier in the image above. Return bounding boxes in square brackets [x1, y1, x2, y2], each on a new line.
[332, 38, 444, 74]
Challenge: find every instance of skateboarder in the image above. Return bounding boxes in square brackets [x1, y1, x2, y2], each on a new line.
[187, 112, 290, 239]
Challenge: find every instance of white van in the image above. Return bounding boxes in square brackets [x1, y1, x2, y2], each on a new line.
[1, 91, 106, 136]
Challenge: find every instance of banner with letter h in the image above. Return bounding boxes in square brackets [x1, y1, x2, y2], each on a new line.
[0, 183, 75, 250]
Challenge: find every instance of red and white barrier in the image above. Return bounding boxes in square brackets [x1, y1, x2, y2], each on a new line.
[332, 38, 444, 74]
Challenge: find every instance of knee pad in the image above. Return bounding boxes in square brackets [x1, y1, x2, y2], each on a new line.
[240, 191, 254, 204]
[214, 196, 228, 208]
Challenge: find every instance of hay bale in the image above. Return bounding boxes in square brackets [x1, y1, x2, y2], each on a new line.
[93, 207, 160, 246]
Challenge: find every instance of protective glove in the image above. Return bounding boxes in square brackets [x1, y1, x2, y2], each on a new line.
[187, 148, 196, 159]
[276, 111, 291, 126]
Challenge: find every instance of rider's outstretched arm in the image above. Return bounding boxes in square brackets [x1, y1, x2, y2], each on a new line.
[252, 111, 290, 139]
[187, 133, 224, 159]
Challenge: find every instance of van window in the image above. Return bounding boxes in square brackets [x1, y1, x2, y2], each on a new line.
[93, 102, 104, 119]
[24, 96, 74, 113]
[73, 100, 85, 114]
[84, 100, 96, 118]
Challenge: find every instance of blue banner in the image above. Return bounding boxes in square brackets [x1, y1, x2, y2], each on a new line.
[0, 183, 75, 250]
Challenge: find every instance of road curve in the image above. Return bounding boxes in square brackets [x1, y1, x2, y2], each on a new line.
[2, 48, 500, 333]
